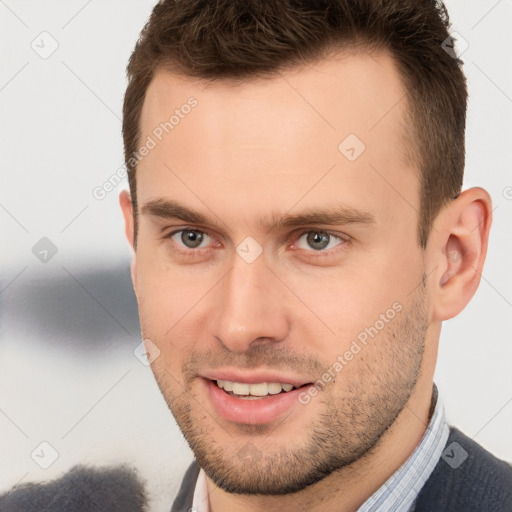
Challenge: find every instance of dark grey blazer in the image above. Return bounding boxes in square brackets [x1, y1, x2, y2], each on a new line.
[170, 427, 512, 512]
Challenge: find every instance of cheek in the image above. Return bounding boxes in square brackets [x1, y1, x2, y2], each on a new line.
[134, 254, 216, 363]
[135, 249, 203, 326]
[294, 253, 421, 348]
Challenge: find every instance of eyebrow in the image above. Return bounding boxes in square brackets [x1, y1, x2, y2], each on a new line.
[140, 198, 376, 232]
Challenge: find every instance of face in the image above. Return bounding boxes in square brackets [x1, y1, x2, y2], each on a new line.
[123, 50, 435, 494]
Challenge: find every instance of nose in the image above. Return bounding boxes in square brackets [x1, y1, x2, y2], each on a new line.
[209, 255, 290, 353]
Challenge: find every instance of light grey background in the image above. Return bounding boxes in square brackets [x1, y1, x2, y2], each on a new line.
[1, 1, 511, 511]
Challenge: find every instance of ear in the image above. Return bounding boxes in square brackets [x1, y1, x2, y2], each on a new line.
[119, 190, 137, 289]
[429, 187, 492, 321]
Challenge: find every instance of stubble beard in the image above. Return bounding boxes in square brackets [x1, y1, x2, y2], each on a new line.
[148, 288, 428, 496]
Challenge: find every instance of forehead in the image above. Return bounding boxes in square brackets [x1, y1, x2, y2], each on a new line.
[137, 50, 418, 234]
[141, 49, 409, 146]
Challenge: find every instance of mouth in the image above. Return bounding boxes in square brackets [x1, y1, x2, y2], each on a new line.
[215, 379, 303, 399]
[202, 375, 314, 425]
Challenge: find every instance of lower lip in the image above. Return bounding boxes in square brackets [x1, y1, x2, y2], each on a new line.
[204, 378, 308, 425]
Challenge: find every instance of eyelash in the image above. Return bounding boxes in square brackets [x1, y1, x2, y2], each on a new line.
[162, 227, 348, 258]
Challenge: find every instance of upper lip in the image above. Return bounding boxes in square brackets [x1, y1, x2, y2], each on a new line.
[201, 369, 312, 387]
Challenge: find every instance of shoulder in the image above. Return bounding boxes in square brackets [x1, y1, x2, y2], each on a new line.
[415, 426, 512, 512]
[0, 465, 146, 512]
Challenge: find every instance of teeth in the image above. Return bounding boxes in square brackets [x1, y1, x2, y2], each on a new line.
[267, 382, 283, 395]
[232, 382, 250, 395]
[248, 383, 268, 396]
[215, 380, 297, 397]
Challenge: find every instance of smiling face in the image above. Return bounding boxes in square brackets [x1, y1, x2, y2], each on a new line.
[121, 49, 440, 494]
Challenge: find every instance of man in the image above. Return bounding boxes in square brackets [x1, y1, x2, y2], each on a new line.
[117, 0, 511, 511]
[4, 1, 507, 511]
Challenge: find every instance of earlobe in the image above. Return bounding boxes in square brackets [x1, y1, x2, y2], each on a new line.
[432, 188, 492, 321]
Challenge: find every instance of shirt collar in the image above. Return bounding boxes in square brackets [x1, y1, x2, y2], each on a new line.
[358, 384, 449, 511]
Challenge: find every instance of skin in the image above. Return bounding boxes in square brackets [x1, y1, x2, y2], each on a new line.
[120, 49, 492, 512]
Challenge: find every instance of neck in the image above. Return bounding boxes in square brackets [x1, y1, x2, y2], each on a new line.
[206, 380, 434, 512]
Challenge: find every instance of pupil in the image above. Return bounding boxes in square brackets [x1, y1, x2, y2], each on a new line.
[182, 230, 203, 248]
[307, 231, 329, 250]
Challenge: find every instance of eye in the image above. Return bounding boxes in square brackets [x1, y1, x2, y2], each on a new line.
[168, 229, 212, 249]
[295, 231, 344, 251]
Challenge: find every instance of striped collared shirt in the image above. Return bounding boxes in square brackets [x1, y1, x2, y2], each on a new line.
[358, 386, 449, 511]
[191, 386, 449, 512]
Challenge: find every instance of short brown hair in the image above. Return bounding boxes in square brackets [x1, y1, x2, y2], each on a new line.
[123, 0, 467, 248]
